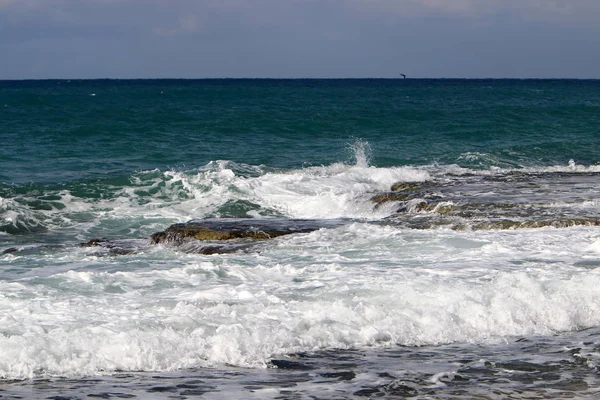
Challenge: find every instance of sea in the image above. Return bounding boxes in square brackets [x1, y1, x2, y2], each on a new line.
[1, 78, 600, 399]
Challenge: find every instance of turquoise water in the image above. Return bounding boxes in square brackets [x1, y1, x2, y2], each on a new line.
[1, 79, 600, 399]
[2, 79, 599, 184]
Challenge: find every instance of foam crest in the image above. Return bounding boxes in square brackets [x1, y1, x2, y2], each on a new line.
[2, 225, 600, 379]
[430, 159, 600, 177]
[5, 156, 597, 238]
[131, 161, 431, 220]
[1, 267, 599, 379]
[0, 196, 49, 234]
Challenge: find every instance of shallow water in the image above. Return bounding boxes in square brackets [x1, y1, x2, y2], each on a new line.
[3, 328, 600, 399]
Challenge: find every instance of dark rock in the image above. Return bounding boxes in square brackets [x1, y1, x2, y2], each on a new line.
[270, 359, 314, 370]
[147, 386, 178, 393]
[80, 238, 110, 247]
[394, 200, 453, 214]
[354, 381, 419, 397]
[151, 218, 348, 245]
[385, 382, 419, 397]
[451, 374, 470, 382]
[1, 247, 18, 254]
[390, 182, 422, 192]
[370, 192, 409, 208]
[414, 201, 431, 212]
[471, 218, 600, 231]
[79, 238, 149, 256]
[46, 397, 81, 400]
[319, 370, 356, 381]
[181, 243, 254, 255]
[354, 387, 381, 397]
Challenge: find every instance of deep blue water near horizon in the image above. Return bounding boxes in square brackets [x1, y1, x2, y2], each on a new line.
[1, 79, 600, 399]
[2, 78, 599, 184]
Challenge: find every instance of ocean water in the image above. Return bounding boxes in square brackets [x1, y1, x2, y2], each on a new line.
[1, 79, 600, 399]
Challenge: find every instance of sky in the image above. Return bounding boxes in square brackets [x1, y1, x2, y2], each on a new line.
[1, 0, 599, 79]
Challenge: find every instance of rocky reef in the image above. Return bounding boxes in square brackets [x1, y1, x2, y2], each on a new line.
[150, 218, 349, 244]
[78, 172, 600, 256]
[372, 174, 600, 231]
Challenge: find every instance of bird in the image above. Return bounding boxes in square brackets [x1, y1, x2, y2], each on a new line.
[400, 74, 406, 79]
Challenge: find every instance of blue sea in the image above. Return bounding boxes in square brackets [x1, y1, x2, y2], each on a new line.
[1, 79, 600, 399]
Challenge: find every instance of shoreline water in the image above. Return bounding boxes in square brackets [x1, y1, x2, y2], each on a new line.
[3, 327, 600, 399]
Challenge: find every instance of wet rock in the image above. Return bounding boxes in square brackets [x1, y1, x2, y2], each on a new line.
[151, 218, 348, 245]
[81, 238, 110, 247]
[147, 386, 178, 393]
[395, 200, 431, 213]
[370, 182, 430, 209]
[1, 247, 18, 255]
[414, 201, 431, 212]
[270, 359, 315, 370]
[390, 182, 423, 192]
[177, 241, 258, 255]
[0, 244, 65, 256]
[319, 371, 356, 381]
[370, 192, 410, 208]
[79, 238, 149, 256]
[385, 381, 419, 397]
[548, 378, 589, 391]
[354, 387, 381, 397]
[471, 218, 600, 231]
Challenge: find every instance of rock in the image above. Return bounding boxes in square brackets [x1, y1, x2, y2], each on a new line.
[374, 182, 440, 210]
[414, 201, 430, 212]
[151, 218, 349, 245]
[270, 359, 315, 370]
[80, 238, 149, 256]
[176, 240, 260, 255]
[77, 219, 349, 256]
[319, 371, 357, 381]
[81, 238, 110, 247]
[470, 218, 600, 231]
[390, 182, 422, 192]
[370, 192, 409, 208]
[1, 247, 18, 255]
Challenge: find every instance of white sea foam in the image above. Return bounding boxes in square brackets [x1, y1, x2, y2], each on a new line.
[2, 152, 600, 379]
[431, 159, 600, 177]
[118, 161, 432, 221]
[1, 224, 600, 379]
[3, 156, 598, 237]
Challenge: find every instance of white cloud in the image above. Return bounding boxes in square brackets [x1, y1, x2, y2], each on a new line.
[353, 0, 600, 21]
[1, 0, 599, 78]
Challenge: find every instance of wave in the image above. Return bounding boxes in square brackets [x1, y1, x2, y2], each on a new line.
[2, 154, 600, 240]
[1, 224, 600, 379]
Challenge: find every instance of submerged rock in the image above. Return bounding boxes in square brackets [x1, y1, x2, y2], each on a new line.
[77, 219, 349, 256]
[470, 218, 600, 231]
[1, 247, 19, 255]
[373, 181, 448, 213]
[370, 182, 424, 208]
[370, 192, 410, 208]
[151, 218, 349, 245]
[80, 238, 150, 256]
[390, 182, 423, 192]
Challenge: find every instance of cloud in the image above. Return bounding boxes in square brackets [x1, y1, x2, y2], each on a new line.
[353, 0, 600, 22]
[1, 0, 599, 78]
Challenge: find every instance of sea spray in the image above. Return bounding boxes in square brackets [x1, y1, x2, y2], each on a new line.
[347, 138, 372, 168]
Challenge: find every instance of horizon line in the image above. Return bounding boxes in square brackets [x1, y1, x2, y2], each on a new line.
[1, 77, 599, 81]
